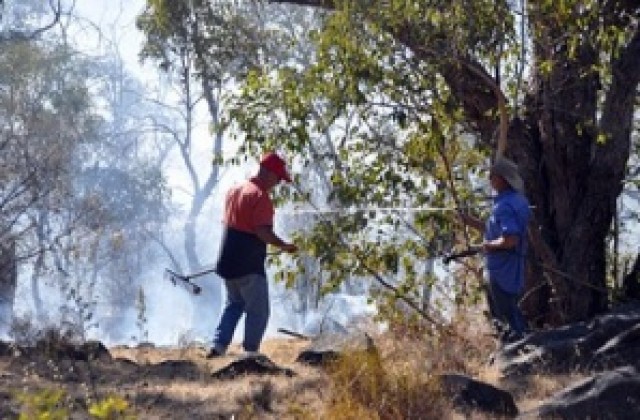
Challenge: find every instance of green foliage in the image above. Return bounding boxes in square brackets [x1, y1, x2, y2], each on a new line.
[15, 389, 134, 419]
[0, 40, 99, 198]
[16, 389, 68, 420]
[89, 395, 134, 419]
[134, 0, 640, 324]
[224, 1, 502, 322]
[528, 0, 637, 89]
[139, 0, 640, 322]
[137, 0, 271, 79]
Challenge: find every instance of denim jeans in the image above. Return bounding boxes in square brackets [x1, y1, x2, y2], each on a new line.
[487, 280, 527, 337]
[213, 273, 270, 352]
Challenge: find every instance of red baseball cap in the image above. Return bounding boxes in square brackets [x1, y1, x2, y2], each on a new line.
[260, 152, 291, 182]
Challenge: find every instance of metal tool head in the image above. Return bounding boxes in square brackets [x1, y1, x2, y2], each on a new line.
[164, 268, 177, 285]
[163, 268, 201, 295]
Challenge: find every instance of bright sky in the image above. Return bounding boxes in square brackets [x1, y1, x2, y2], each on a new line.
[69, 0, 146, 75]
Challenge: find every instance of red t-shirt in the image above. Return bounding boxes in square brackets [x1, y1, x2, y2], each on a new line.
[223, 177, 274, 233]
[215, 177, 274, 279]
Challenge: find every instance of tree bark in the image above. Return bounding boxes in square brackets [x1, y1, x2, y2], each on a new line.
[0, 239, 17, 328]
[512, 25, 640, 324]
[623, 253, 640, 300]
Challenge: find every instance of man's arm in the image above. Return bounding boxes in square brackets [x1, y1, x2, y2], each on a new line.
[482, 234, 519, 252]
[254, 225, 297, 253]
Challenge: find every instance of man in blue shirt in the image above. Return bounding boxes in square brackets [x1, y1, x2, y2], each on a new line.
[460, 158, 532, 343]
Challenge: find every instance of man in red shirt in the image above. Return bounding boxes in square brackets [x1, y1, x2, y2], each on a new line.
[208, 152, 297, 357]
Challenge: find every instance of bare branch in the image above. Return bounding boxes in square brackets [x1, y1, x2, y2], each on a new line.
[0, 0, 63, 42]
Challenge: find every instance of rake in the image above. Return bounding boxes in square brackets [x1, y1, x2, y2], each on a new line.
[163, 266, 218, 295]
[162, 251, 285, 295]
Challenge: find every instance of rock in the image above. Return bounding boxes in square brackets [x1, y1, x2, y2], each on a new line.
[114, 357, 138, 366]
[494, 303, 640, 376]
[590, 323, 640, 370]
[78, 341, 112, 361]
[296, 331, 376, 367]
[0, 340, 20, 357]
[296, 348, 340, 366]
[149, 360, 202, 380]
[440, 373, 519, 418]
[526, 366, 640, 419]
[22, 338, 112, 361]
[212, 354, 295, 380]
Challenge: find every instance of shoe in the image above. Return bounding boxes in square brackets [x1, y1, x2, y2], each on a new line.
[206, 346, 225, 358]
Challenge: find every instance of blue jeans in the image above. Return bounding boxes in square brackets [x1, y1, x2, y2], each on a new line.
[213, 273, 270, 352]
[487, 280, 527, 337]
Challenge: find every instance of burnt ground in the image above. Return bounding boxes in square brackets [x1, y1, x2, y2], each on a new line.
[0, 338, 328, 418]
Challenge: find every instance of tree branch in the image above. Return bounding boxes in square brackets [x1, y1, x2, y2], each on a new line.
[0, 0, 62, 42]
[270, 0, 506, 153]
[596, 27, 640, 173]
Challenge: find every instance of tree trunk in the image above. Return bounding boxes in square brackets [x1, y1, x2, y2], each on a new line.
[512, 25, 640, 325]
[0, 239, 17, 328]
[622, 253, 640, 301]
[30, 251, 45, 321]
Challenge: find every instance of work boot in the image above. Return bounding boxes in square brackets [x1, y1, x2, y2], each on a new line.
[206, 345, 226, 359]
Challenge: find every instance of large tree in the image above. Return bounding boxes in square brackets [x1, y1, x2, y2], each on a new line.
[227, 0, 640, 326]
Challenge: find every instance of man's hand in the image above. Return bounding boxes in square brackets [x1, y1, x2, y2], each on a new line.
[470, 243, 484, 253]
[255, 225, 298, 253]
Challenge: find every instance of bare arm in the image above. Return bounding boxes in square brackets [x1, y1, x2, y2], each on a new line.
[254, 225, 297, 253]
[483, 234, 519, 252]
[458, 213, 519, 253]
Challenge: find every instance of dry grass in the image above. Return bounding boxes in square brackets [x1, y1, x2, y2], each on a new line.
[4, 310, 584, 418]
[108, 312, 502, 418]
[107, 338, 328, 418]
[324, 348, 446, 419]
[317, 311, 502, 420]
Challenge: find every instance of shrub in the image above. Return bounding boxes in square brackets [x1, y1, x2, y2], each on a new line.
[325, 348, 446, 420]
[16, 389, 68, 420]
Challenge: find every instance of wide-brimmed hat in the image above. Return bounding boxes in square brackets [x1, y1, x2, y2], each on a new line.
[260, 152, 291, 182]
[490, 157, 524, 192]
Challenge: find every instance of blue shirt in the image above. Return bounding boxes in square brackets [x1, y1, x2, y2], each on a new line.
[484, 189, 531, 294]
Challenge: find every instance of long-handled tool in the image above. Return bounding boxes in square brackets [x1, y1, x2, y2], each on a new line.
[163, 252, 283, 295]
[277, 327, 311, 340]
[163, 266, 218, 295]
[442, 247, 482, 265]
